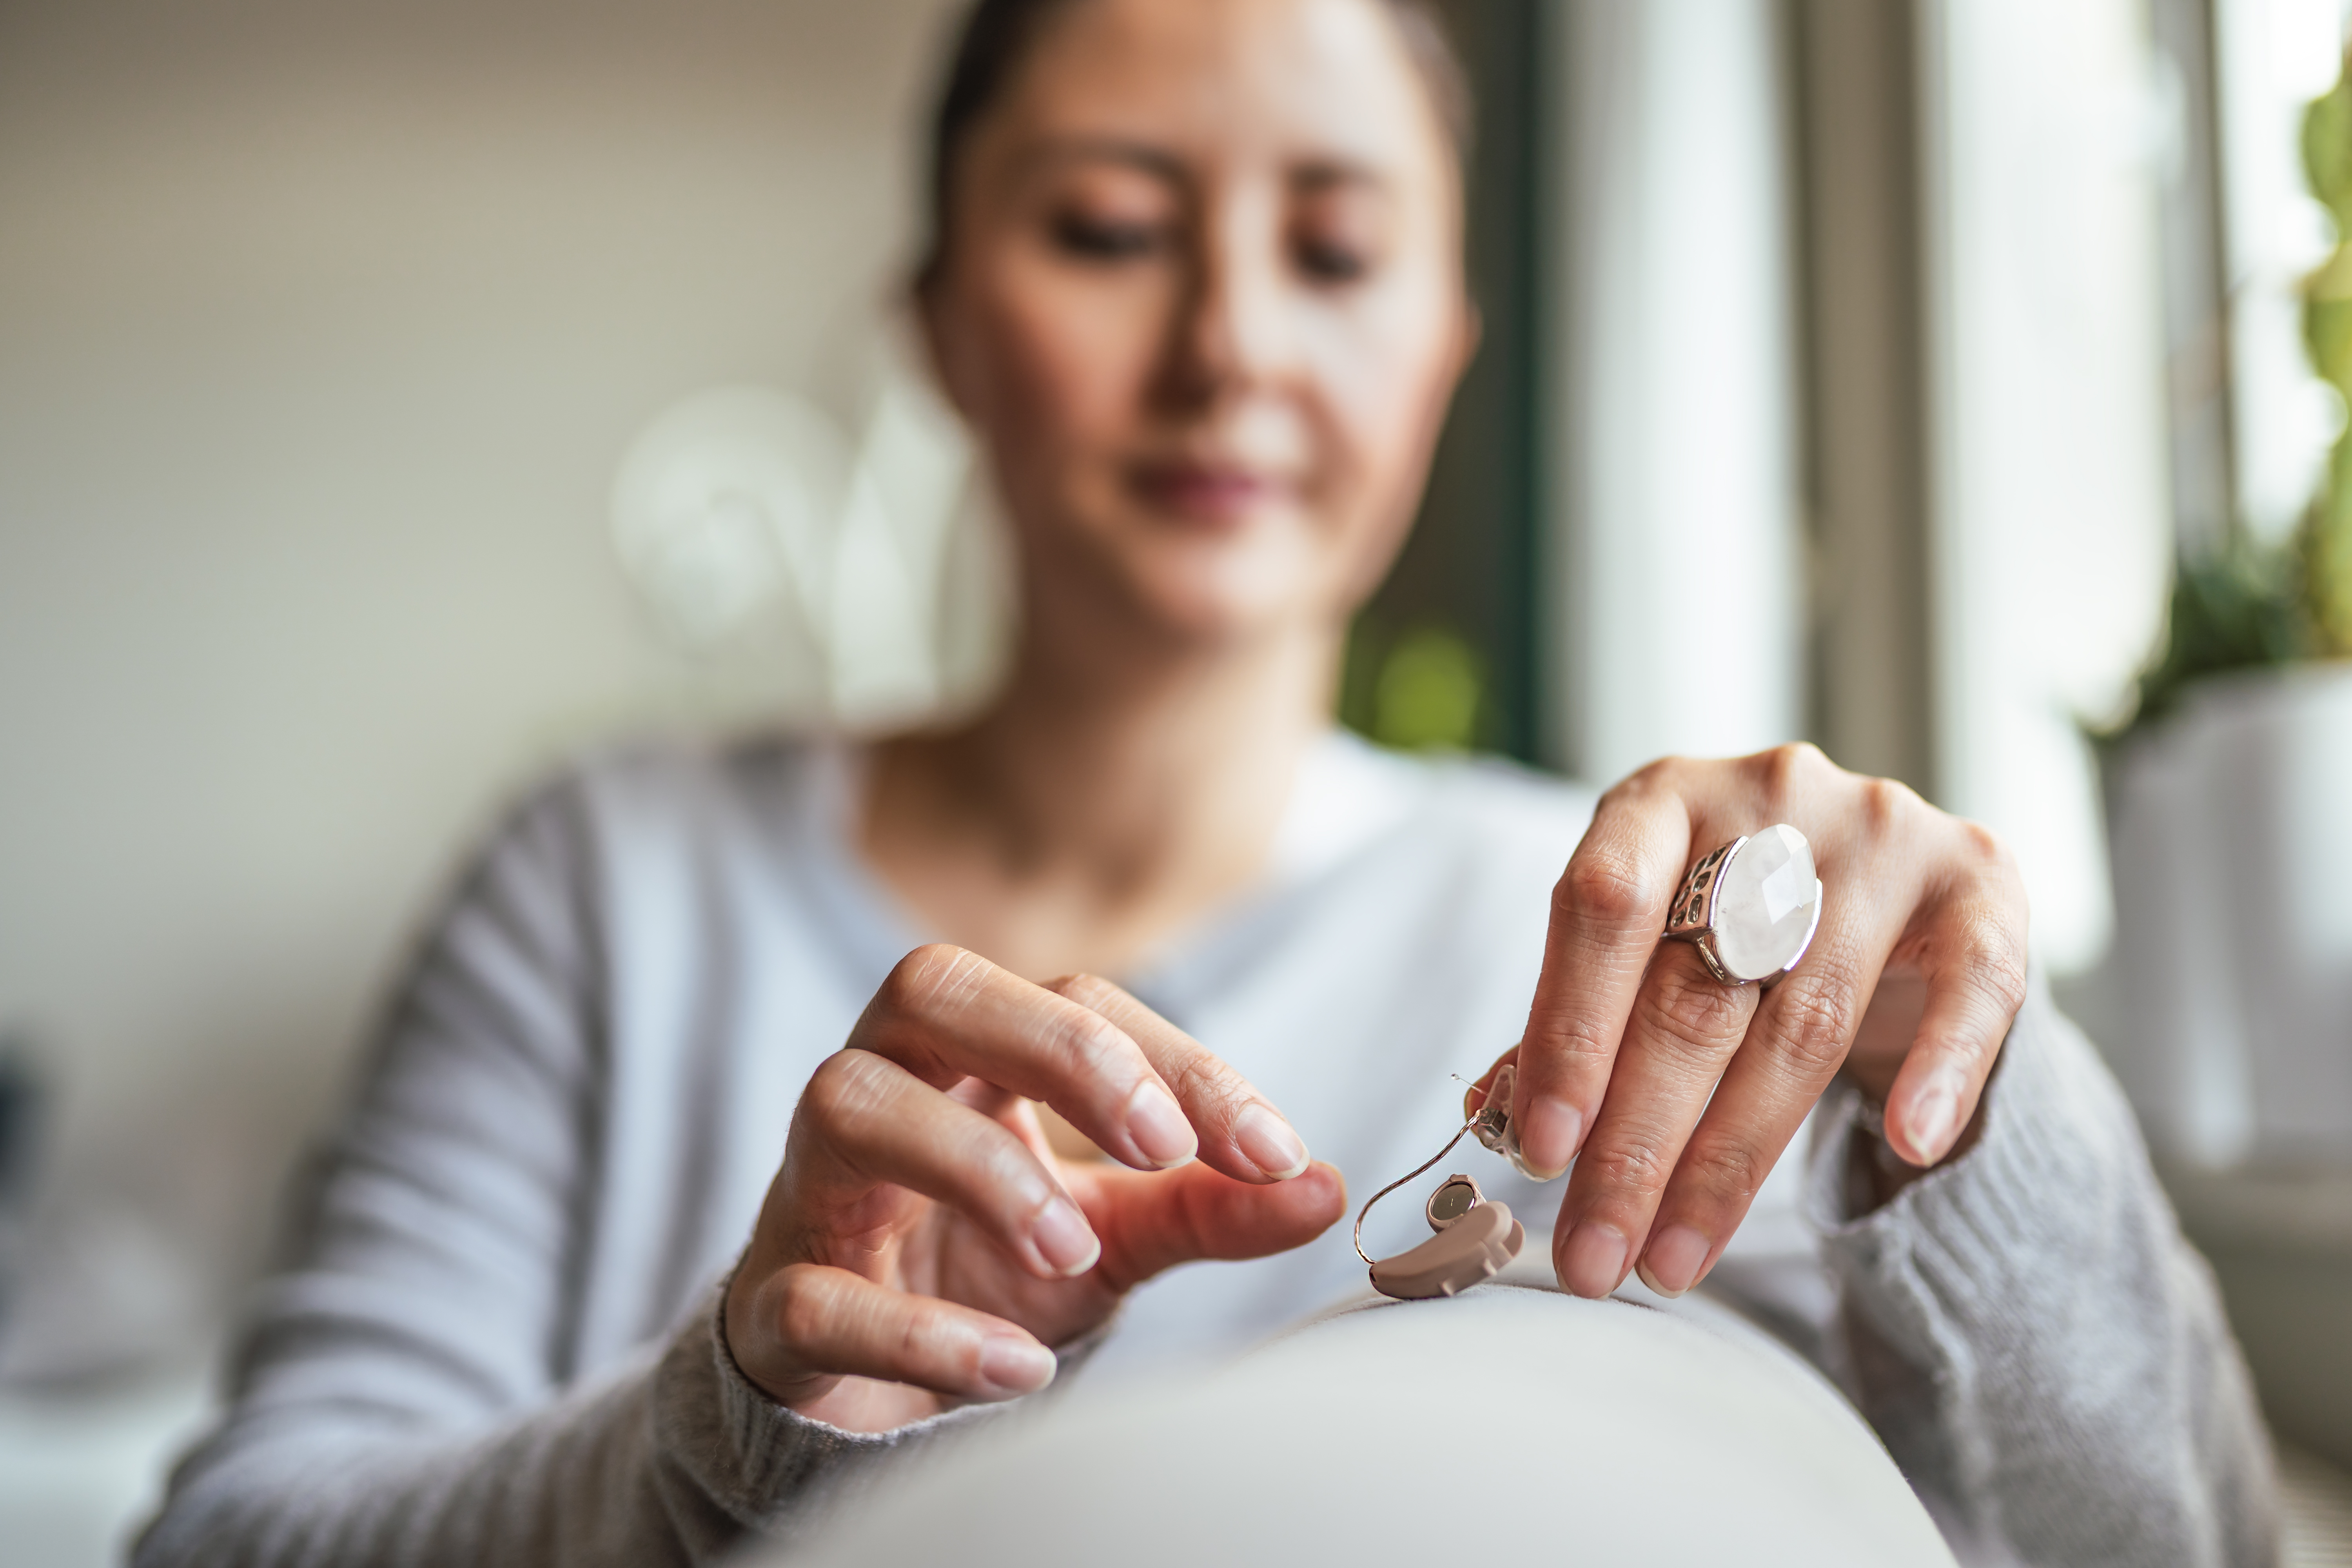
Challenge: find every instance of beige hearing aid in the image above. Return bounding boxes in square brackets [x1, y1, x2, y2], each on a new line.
[1354, 1068, 1531, 1301]
[1366, 1181, 1524, 1299]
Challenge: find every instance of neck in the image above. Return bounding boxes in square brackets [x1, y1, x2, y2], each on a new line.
[862, 612, 1339, 979]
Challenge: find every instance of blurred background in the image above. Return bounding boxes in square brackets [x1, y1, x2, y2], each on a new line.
[3, 0, 2352, 1561]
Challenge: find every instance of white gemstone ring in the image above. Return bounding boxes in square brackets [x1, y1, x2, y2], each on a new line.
[1662, 824, 1825, 985]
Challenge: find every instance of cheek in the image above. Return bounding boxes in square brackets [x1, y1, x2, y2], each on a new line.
[971, 257, 1168, 476]
[1302, 276, 1464, 528]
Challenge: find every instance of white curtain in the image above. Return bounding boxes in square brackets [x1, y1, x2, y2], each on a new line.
[1919, 0, 2176, 974]
[1542, 0, 1804, 789]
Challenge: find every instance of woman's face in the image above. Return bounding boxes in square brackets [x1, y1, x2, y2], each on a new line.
[923, 0, 1476, 651]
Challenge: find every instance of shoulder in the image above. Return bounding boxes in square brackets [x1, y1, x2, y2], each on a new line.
[419, 734, 831, 950]
[530, 730, 811, 820]
[378, 734, 835, 1048]
[489, 732, 818, 858]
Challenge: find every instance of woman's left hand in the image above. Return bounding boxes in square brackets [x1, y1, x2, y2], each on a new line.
[1475, 744, 2029, 1300]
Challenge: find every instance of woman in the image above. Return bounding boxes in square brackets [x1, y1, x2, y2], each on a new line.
[137, 0, 2276, 1564]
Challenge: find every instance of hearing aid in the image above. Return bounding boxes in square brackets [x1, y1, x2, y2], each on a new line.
[1352, 1066, 1531, 1301]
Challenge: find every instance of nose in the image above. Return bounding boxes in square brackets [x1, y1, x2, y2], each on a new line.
[1154, 196, 1298, 412]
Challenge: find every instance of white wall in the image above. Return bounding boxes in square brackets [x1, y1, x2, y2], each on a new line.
[0, 0, 959, 1370]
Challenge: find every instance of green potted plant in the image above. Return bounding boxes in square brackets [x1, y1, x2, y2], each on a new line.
[2096, 51, 2352, 1171]
[2088, 55, 2352, 1474]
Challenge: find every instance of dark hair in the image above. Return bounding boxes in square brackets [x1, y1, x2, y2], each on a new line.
[914, 0, 1474, 290]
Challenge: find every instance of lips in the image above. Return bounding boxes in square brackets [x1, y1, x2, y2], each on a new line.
[1126, 459, 1289, 523]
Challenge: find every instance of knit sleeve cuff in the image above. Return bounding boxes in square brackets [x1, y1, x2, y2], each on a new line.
[1802, 975, 2152, 1315]
[650, 1278, 1105, 1538]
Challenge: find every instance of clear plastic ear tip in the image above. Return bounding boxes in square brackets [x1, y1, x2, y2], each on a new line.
[1470, 1062, 1515, 1152]
[1469, 1061, 1552, 1178]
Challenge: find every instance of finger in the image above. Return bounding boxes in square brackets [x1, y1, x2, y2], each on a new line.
[1552, 942, 1757, 1298]
[1624, 807, 1919, 1296]
[1880, 866, 2028, 1166]
[1512, 775, 1700, 1177]
[1048, 973, 1311, 1183]
[970, 1084, 1065, 1170]
[1632, 805, 2025, 1294]
[735, 1262, 1057, 1406]
[1065, 1159, 1348, 1293]
[1845, 967, 1930, 1096]
[793, 1048, 1103, 1279]
[1630, 907, 1890, 1297]
[852, 944, 1196, 1173]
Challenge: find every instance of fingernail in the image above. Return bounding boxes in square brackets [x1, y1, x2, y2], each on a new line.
[976, 1334, 1057, 1397]
[1906, 1083, 1960, 1165]
[1232, 1103, 1309, 1180]
[1559, 1220, 1628, 1298]
[1125, 1081, 1196, 1169]
[1515, 1096, 1584, 1180]
[1031, 1196, 1100, 1276]
[1637, 1225, 1711, 1298]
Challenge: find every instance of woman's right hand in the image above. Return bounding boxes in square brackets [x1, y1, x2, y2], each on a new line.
[723, 944, 1345, 1433]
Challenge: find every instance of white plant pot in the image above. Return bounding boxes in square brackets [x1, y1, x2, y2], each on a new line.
[2102, 662, 2352, 1167]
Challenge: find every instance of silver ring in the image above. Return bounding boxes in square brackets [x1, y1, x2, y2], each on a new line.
[1662, 824, 1824, 985]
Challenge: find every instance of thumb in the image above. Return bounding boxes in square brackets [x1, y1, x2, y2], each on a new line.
[1070, 1160, 1347, 1294]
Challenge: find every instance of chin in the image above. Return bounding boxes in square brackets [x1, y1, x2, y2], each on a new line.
[1112, 527, 1342, 646]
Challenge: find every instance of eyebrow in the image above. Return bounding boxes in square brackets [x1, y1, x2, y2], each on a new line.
[1289, 160, 1392, 196]
[1011, 136, 1396, 196]
[1012, 136, 1190, 188]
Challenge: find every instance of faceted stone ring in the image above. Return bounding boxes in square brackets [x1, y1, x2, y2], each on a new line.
[1662, 824, 1825, 986]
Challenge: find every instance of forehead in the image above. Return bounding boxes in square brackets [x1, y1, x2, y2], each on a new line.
[976, 0, 1455, 189]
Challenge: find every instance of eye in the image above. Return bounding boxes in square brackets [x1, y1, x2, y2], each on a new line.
[1049, 211, 1165, 262]
[1294, 236, 1370, 284]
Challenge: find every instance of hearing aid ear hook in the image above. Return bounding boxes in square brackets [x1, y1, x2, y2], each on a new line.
[1352, 1069, 1529, 1301]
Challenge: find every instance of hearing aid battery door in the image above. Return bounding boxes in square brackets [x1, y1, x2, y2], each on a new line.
[1425, 1174, 1482, 1229]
